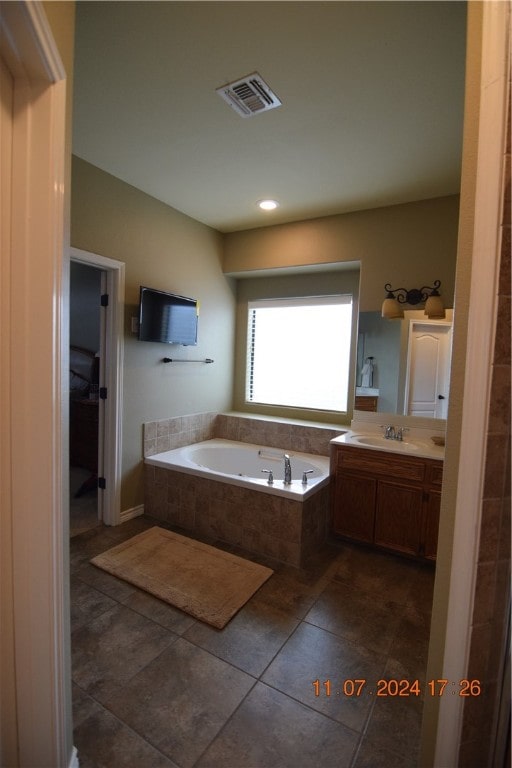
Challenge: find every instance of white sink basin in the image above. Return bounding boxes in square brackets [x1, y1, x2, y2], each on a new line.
[349, 434, 423, 452]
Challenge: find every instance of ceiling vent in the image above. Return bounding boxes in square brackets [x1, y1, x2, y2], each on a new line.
[216, 72, 282, 118]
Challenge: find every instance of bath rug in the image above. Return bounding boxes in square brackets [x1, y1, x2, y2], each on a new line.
[90, 527, 273, 629]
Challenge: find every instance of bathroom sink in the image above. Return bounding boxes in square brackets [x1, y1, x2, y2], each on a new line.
[348, 434, 422, 452]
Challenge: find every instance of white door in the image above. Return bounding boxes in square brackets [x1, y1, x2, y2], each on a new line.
[405, 322, 452, 418]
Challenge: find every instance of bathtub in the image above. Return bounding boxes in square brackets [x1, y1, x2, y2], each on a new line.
[144, 438, 332, 566]
[145, 438, 330, 500]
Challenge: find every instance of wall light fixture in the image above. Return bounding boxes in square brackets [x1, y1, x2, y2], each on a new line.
[381, 279, 445, 319]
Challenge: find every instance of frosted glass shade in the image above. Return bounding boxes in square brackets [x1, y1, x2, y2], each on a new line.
[425, 294, 445, 318]
[381, 297, 404, 319]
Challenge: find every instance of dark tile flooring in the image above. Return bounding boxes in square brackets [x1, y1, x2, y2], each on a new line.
[71, 517, 435, 768]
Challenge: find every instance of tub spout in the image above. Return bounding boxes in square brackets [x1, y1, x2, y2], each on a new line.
[283, 454, 292, 485]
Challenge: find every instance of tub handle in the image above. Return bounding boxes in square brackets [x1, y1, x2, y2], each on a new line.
[261, 469, 274, 485]
[302, 470, 314, 484]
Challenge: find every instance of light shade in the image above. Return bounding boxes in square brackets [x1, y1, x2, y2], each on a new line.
[382, 296, 404, 319]
[382, 279, 444, 320]
[425, 293, 445, 318]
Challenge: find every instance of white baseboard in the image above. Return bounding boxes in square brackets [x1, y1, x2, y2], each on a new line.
[120, 504, 144, 523]
[69, 746, 79, 768]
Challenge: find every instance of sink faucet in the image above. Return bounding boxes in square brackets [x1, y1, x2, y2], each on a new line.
[395, 427, 410, 442]
[283, 454, 292, 485]
[381, 425, 410, 441]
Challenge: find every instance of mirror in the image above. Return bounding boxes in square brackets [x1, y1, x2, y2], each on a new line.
[355, 309, 454, 418]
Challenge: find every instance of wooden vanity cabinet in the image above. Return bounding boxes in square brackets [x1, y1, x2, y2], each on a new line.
[332, 445, 442, 561]
[422, 462, 443, 560]
[334, 472, 377, 544]
[374, 480, 423, 557]
[354, 395, 378, 412]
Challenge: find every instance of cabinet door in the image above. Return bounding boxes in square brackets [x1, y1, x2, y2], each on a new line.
[422, 490, 441, 560]
[374, 480, 423, 557]
[333, 472, 376, 543]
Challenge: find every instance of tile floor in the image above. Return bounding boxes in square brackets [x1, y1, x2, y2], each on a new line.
[71, 517, 435, 768]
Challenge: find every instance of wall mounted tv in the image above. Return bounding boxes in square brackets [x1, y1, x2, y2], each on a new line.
[138, 286, 198, 345]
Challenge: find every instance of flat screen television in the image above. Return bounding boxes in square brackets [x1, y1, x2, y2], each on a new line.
[138, 286, 198, 345]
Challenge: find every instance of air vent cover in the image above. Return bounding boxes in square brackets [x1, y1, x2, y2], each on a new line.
[216, 72, 282, 118]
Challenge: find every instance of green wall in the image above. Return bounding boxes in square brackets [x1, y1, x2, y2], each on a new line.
[71, 156, 236, 509]
[71, 157, 460, 508]
[223, 195, 460, 312]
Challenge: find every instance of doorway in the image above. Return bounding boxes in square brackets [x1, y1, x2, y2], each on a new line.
[70, 247, 125, 528]
[69, 261, 103, 535]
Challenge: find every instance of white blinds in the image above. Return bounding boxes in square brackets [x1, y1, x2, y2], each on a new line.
[246, 295, 353, 412]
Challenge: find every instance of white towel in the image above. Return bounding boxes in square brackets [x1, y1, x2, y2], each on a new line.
[361, 359, 373, 388]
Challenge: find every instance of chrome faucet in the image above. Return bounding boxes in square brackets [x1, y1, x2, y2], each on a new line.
[395, 427, 409, 442]
[283, 454, 292, 485]
[261, 469, 274, 485]
[381, 424, 410, 441]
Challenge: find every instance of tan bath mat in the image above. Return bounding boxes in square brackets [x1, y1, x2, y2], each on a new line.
[90, 526, 273, 629]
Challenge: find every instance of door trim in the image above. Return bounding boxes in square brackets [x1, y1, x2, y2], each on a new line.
[71, 247, 125, 526]
[0, 1, 71, 765]
[430, 2, 510, 765]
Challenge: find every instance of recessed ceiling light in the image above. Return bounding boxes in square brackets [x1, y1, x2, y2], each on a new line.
[258, 199, 279, 211]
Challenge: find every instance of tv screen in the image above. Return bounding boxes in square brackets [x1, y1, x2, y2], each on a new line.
[138, 286, 198, 345]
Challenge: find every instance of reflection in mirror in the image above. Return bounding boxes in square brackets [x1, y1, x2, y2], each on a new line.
[355, 310, 454, 418]
[356, 312, 401, 412]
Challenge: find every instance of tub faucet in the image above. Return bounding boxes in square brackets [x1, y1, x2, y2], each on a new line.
[283, 454, 292, 485]
[261, 469, 274, 485]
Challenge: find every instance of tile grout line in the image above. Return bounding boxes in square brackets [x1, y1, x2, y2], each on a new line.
[73, 685, 180, 768]
[71, 523, 434, 767]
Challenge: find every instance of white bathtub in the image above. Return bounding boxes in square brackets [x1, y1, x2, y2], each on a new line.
[145, 438, 331, 499]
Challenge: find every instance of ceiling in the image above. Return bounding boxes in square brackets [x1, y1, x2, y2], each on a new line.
[72, 1, 467, 233]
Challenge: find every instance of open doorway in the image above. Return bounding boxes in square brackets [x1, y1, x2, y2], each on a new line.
[70, 247, 125, 530]
[69, 261, 103, 535]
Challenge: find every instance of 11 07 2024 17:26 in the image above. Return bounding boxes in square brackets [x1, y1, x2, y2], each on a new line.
[311, 678, 482, 698]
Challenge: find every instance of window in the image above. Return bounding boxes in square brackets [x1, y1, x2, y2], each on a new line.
[246, 295, 353, 412]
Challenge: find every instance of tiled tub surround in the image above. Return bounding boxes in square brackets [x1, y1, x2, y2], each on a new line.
[143, 413, 345, 567]
[144, 465, 331, 567]
[143, 411, 345, 458]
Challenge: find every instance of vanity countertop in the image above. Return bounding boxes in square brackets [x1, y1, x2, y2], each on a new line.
[331, 428, 445, 461]
[355, 387, 379, 396]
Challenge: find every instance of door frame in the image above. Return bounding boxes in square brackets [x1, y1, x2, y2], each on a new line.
[0, 1, 72, 765]
[0, 1, 507, 766]
[426, 2, 510, 765]
[70, 247, 125, 527]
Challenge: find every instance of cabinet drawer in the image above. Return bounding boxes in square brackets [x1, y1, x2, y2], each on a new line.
[336, 446, 425, 483]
